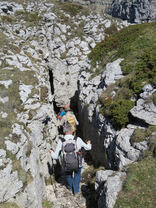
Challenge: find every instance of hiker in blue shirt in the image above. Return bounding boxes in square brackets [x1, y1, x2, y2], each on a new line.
[57, 107, 66, 120]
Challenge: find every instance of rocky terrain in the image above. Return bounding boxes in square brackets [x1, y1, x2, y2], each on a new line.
[109, 0, 156, 23]
[0, 0, 155, 208]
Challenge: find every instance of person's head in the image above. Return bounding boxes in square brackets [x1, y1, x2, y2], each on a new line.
[60, 107, 64, 112]
[63, 122, 73, 135]
[64, 104, 70, 112]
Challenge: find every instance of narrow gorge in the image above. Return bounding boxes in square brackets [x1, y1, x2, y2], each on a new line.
[0, 1, 156, 208]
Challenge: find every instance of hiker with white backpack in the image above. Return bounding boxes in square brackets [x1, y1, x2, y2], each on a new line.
[50, 122, 92, 195]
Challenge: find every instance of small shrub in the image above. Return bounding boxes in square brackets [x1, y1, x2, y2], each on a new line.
[130, 128, 147, 143]
[100, 96, 134, 129]
[110, 98, 134, 128]
[12, 133, 21, 143]
[115, 87, 133, 100]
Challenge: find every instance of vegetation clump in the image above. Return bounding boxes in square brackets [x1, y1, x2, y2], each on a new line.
[0, 202, 20, 208]
[90, 22, 156, 129]
[15, 10, 42, 26]
[58, 2, 89, 17]
[42, 199, 53, 208]
[115, 152, 156, 208]
[130, 128, 148, 143]
[88, 22, 156, 93]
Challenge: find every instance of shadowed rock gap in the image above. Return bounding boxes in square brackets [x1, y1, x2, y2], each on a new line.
[48, 69, 60, 114]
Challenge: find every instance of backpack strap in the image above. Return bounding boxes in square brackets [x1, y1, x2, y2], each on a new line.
[60, 137, 65, 143]
[74, 136, 77, 141]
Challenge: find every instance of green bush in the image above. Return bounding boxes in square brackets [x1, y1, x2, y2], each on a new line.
[100, 96, 134, 129]
[110, 98, 134, 128]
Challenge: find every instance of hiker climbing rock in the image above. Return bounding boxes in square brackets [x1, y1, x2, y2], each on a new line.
[57, 107, 66, 120]
[50, 122, 92, 195]
[60, 104, 79, 132]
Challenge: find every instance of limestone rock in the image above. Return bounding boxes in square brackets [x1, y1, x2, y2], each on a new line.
[96, 170, 126, 208]
[130, 98, 156, 125]
[5, 140, 19, 154]
[109, 0, 156, 23]
[0, 163, 23, 202]
[112, 128, 141, 169]
[102, 58, 124, 87]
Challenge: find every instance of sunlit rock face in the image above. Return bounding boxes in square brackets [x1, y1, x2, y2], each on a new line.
[0, 0, 155, 207]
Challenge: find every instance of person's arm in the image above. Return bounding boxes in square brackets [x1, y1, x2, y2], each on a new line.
[60, 115, 65, 126]
[50, 139, 62, 159]
[77, 137, 91, 150]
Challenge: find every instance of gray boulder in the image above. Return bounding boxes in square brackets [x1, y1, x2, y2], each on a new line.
[96, 170, 126, 208]
[0, 163, 23, 202]
[130, 98, 156, 125]
[109, 0, 156, 23]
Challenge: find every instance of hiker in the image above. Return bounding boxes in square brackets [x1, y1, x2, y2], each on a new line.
[49, 122, 92, 195]
[57, 107, 66, 120]
[60, 104, 79, 132]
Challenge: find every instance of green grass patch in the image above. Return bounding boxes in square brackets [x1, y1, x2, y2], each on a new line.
[0, 15, 14, 23]
[88, 23, 156, 94]
[42, 199, 53, 208]
[15, 10, 42, 26]
[115, 152, 156, 208]
[0, 202, 20, 208]
[0, 32, 8, 48]
[105, 23, 118, 36]
[57, 2, 89, 17]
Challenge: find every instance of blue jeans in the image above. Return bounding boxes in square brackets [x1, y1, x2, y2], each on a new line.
[65, 168, 81, 194]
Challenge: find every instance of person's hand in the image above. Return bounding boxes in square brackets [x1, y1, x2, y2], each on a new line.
[87, 140, 91, 144]
[49, 149, 53, 153]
